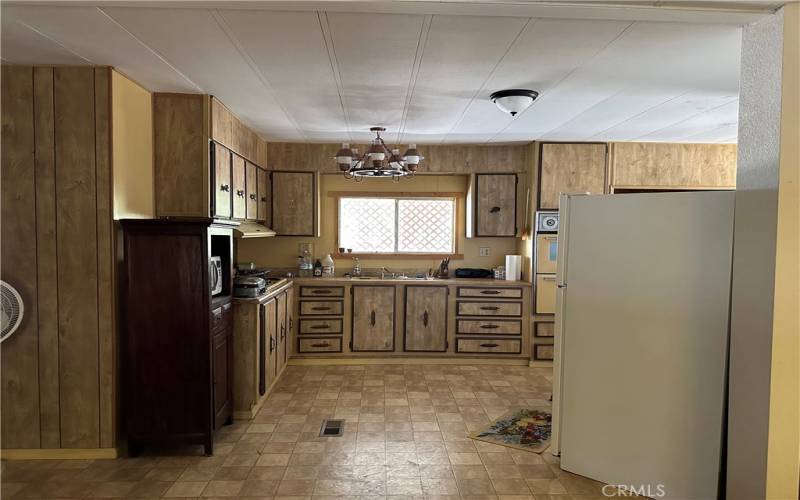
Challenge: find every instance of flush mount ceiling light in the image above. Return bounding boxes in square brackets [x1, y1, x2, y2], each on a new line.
[490, 89, 539, 116]
[334, 127, 424, 181]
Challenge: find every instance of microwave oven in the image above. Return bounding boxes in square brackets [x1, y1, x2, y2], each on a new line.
[210, 256, 223, 296]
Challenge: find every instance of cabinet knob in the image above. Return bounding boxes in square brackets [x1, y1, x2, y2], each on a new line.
[261, 197, 267, 202]
[480, 324, 500, 329]
[370, 310, 376, 327]
[490, 206, 501, 213]
[220, 184, 230, 192]
[249, 193, 257, 200]
[310, 324, 330, 330]
[423, 310, 429, 327]
[311, 306, 331, 311]
[236, 189, 245, 197]
[480, 290, 501, 295]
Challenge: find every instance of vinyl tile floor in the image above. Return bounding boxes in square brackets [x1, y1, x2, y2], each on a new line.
[1, 363, 613, 499]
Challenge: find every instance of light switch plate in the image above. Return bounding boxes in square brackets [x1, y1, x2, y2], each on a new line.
[479, 247, 490, 257]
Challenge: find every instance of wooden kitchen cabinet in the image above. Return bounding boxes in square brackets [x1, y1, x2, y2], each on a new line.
[467, 173, 518, 237]
[609, 142, 736, 189]
[212, 330, 233, 430]
[276, 291, 288, 372]
[212, 143, 232, 219]
[257, 168, 268, 222]
[246, 161, 258, 220]
[351, 286, 395, 352]
[271, 171, 319, 236]
[404, 286, 448, 352]
[232, 155, 246, 220]
[539, 143, 607, 210]
[153, 93, 267, 219]
[263, 299, 278, 395]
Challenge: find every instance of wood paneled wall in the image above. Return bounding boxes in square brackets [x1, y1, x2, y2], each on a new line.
[610, 142, 737, 188]
[267, 142, 529, 173]
[1, 66, 115, 450]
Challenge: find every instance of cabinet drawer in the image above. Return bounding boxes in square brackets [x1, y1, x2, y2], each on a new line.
[534, 343, 554, 361]
[456, 338, 521, 354]
[535, 275, 557, 314]
[536, 234, 558, 274]
[457, 301, 521, 317]
[298, 337, 342, 353]
[457, 319, 521, 335]
[299, 300, 343, 316]
[211, 302, 232, 333]
[534, 322, 555, 338]
[457, 287, 522, 299]
[300, 286, 344, 298]
[299, 318, 343, 334]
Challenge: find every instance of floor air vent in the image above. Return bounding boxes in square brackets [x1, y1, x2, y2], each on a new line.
[320, 419, 345, 437]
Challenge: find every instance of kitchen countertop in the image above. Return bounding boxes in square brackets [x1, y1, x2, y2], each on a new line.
[290, 276, 532, 286]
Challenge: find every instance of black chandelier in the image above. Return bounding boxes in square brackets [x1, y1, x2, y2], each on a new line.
[334, 127, 423, 180]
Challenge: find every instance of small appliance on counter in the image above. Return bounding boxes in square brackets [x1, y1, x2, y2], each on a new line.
[233, 276, 267, 298]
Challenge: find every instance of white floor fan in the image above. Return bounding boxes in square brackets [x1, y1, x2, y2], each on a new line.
[1, 280, 24, 343]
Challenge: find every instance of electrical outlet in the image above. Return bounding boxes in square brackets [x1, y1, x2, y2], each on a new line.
[479, 247, 491, 257]
[298, 242, 313, 256]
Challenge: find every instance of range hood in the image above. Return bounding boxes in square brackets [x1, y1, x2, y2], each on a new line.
[234, 221, 276, 238]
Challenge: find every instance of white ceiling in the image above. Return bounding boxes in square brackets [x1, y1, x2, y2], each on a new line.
[1, 1, 764, 144]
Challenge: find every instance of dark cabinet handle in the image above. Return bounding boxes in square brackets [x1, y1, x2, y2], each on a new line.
[236, 189, 245, 197]
[423, 310, 429, 327]
[480, 342, 499, 348]
[250, 193, 257, 200]
[370, 311, 376, 326]
[220, 184, 230, 192]
[311, 342, 330, 348]
[261, 196, 267, 202]
[311, 290, 332, 294]
[289, 317, 293, 330]
[480, 306, 500, 311]
[311, 306, 331, 311]
[269, 335, 275, 352]
[280, 324, 285, 340]
[480, 290, 501, 295]
[480, 324, 500, 329]
[489, 206, 501, 213]
[310, 324, 330, 330]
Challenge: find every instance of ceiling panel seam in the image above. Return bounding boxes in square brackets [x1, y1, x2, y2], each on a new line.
[317, 11, 353, 143]
[586, 90, 691, 140]
[440, 17, 536, 145]
[632, 96, 738, 140]
[212, 9, 306, 141]
[96, 7, 203, 92]
[682, 122, 737, 142]
[13, 18, 94, 64]
[486, 20, 636, 143]
[397, 14, 433, 145]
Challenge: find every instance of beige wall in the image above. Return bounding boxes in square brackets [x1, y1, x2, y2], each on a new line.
[767, 3, 799, 498]
[237, 174, 519, 272]
[112, 70, 153, 219]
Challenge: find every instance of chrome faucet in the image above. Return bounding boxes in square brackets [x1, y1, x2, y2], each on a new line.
[352, 257, 362, 277]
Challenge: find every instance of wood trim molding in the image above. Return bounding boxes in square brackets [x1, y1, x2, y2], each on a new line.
[288, 357, 530, 366]
[328, 191, 464, 198]
[1, 448, 118, 460]
[336, 252, 464, 260]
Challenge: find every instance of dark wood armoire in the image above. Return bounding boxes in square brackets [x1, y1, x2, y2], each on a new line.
[120, 219, 234, 455]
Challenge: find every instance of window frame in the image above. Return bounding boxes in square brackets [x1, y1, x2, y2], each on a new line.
[332, 191, 464, 259]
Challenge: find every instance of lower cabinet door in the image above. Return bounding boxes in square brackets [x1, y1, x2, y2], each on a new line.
[404, 286, 448, 352]
[263, 299, 278, 391]
[213, 330, 232, 429]
[352, 286, 395, 351]
[276, 292, 287, 373]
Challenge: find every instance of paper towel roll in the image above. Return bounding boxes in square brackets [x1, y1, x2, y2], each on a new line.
[505, 254, 522, 281]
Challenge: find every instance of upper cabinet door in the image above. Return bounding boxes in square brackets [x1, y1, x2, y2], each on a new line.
[475, 173, 517, 237]
[351, 286, 395, 352]
[232, 154, 246, 220]
[539, 143, 607, 210]
[245, 161, 258, 221]
[257, 168, 268, 222]
[212, 143, 232, 219]
[271, 171, 317, 236]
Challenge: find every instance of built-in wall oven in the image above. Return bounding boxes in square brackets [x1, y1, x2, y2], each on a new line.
[535, 212, 559, 314]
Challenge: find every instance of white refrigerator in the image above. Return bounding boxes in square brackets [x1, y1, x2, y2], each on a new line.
[551, 191, 735, 500]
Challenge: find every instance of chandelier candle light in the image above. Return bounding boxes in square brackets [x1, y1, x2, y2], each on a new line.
[335, 127, 423, 180]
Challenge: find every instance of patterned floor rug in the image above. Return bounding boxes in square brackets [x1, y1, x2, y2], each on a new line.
[468, 407, 552, 453]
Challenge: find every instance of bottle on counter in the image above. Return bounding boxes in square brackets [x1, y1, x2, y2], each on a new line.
[322, 254, 334, 277]
[299, 249, 313, 277]
[313, 259, 322, 277]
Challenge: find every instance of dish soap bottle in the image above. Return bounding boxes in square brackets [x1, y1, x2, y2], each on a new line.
[313, 259, 322, 277]
[322, 254, 335, 277]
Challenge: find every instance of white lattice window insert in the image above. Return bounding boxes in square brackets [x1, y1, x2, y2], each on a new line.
[339, 197, 456, 254]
